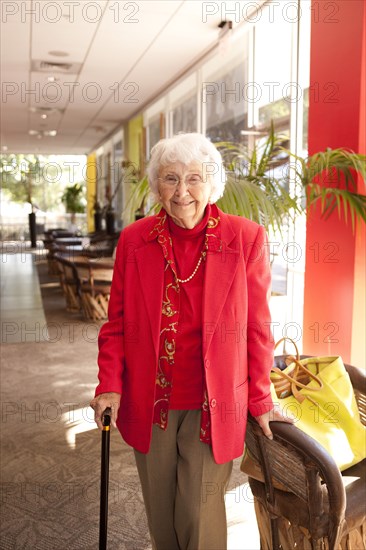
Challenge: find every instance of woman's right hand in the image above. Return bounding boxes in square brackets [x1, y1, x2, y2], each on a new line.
[90, 392, 121, 430]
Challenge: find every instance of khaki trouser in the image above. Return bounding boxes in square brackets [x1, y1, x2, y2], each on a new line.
[134, 410, 233, 550]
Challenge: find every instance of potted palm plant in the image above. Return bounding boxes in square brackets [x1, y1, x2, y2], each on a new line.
[122, 126, 366, 232]
[215, 131, 299, 233]
[290, 148, 366, 230]
[61, 183, 85, 229]
[123, 174, 150, 224]
[99, 161, 138, 234]
[23, 158, 41, 248]
[93, 197, 103, 232]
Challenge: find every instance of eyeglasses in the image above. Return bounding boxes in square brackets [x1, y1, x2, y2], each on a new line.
[158, 173, 204, 187]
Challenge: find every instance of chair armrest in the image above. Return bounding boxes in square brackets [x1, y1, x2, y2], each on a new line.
[246, 416, 346, 532]
[270, 420, 347, 545]
[270, 421, 345, 509]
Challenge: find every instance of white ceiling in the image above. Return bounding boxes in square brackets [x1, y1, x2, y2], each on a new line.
[0, 0, 262, 155]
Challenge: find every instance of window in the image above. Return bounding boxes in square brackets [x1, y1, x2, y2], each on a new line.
[202, 43, 249, 144]
[172, 94, 197, 133]
[148, 117, 161, 152]
[253, 6, 293, 138]
[298, 3, 311, 155]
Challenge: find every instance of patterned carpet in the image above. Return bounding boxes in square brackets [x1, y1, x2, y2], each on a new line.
[0, 254, 257, 550]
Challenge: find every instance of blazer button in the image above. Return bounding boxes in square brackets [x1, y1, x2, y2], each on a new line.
[205, 359, 210, 369]
[210, 398, 217, 408]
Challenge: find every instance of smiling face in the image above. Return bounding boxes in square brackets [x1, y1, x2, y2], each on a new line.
[157, 161, 213, 229]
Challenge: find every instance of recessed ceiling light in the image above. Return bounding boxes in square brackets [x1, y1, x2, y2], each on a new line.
[41, 114, 48, 119]
[2, 145, 8, 151]
[29, 130, 39, 136]
[47, 76, 58, 82]
[48, 50, 69, 57]
[29, 106, 63, 115]
[43, 130, 57, 137]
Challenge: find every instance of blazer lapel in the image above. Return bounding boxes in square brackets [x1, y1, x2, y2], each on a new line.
[202, 214, 239, 358]
[135, 240, 164, 359]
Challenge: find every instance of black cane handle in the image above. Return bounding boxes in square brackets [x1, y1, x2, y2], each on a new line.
[102, 407, 112, 429]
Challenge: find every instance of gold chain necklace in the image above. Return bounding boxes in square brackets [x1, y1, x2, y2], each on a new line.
[176, 251, 206, 284]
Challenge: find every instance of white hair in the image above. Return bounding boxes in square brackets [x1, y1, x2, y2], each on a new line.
[147, 133, 226, 203]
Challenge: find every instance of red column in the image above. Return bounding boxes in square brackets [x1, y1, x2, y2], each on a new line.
[303, 0, 366, 365]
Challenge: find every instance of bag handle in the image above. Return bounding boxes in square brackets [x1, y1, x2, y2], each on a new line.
[273, 338, 324, 402]
[274, 337, 300, 360]
[272, 359, 323, 391]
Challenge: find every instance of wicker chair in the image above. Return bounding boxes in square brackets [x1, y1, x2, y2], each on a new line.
[54, 254, 82, 312]
[243, 356, 366, 550]
[44, 230, 82, 274]
[74, 260, 114, 321]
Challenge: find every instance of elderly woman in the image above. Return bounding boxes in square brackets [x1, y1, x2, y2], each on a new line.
[90, 133, 292, 550]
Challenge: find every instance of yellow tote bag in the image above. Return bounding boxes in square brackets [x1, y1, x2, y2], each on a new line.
[271, 338, 366, 471]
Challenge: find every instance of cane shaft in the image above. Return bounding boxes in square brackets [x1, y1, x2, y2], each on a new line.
[99, 410, 111, 550]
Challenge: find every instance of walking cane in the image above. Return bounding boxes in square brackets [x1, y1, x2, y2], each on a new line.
[99, 407, 111, 550]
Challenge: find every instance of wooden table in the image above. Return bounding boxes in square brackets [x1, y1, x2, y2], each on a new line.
[53, 237, 85, 246]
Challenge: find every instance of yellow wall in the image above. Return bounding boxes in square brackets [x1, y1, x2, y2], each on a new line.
[121, 115, 144, 227]
[127, 114, 144, 173]
[86, 153, 97, 232]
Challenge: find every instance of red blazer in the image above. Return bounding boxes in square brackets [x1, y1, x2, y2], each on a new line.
[95, 208, 274, 464]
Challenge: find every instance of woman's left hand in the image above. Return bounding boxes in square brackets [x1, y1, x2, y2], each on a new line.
[254, 403, 294, 440]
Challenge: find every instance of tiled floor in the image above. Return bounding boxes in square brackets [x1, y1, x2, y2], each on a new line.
[1, 249, 48, 344]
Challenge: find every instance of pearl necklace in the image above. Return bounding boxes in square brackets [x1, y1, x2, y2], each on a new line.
[176, 251, 206, 284]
